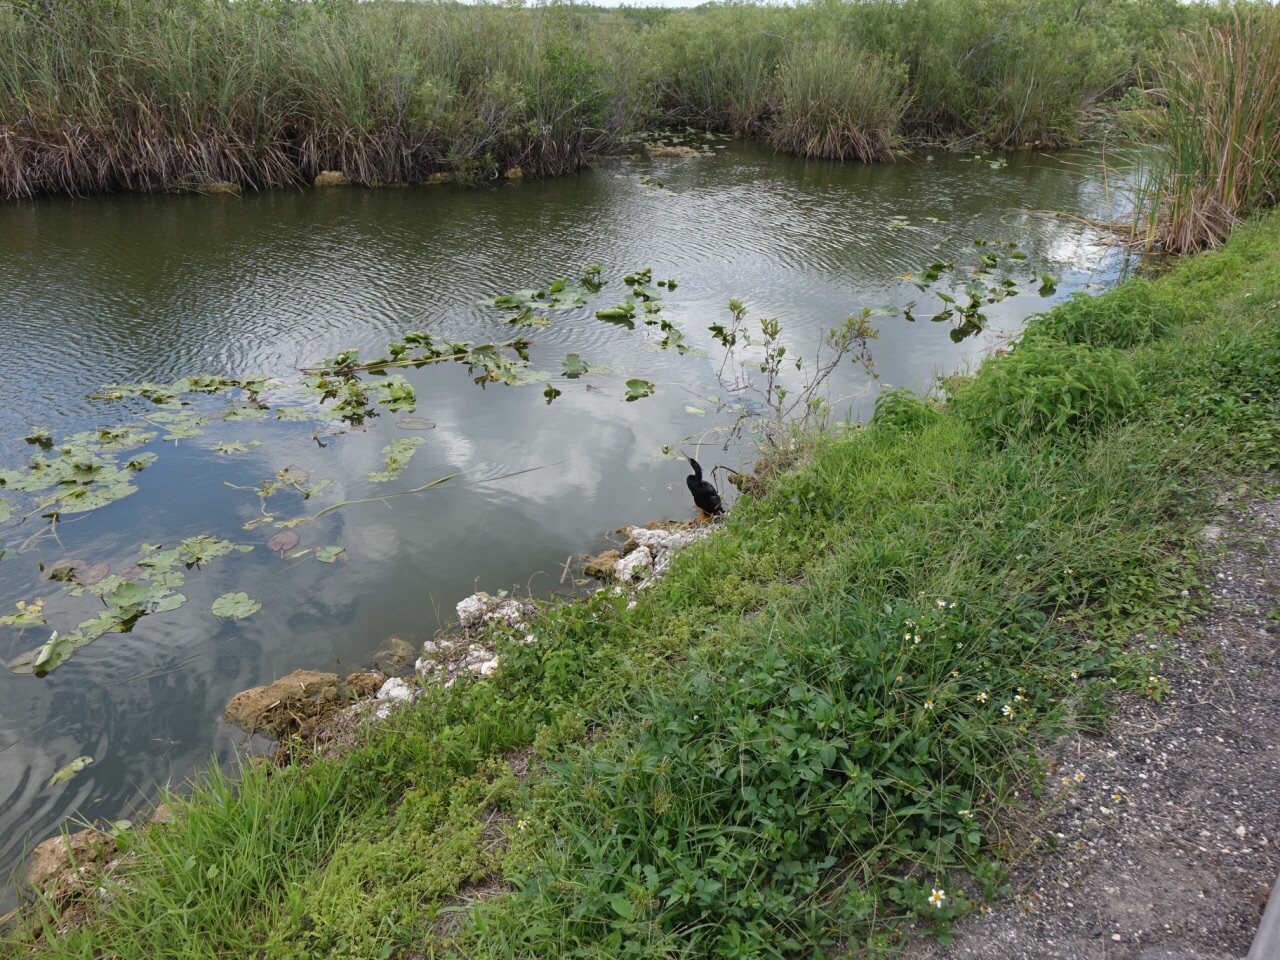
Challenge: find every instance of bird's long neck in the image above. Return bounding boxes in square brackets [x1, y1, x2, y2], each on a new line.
[689, 458, 703, 480]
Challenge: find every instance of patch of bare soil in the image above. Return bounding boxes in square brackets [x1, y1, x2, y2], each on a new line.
[904, 486, 1280, 960]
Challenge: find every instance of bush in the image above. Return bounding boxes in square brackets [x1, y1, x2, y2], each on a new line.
[1024, 279, 1185, 350]
[954, 341, 1140, 443]
[869, 387, 944, 435]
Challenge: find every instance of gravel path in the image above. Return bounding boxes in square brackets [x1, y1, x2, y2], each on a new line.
[904, 486, 1280, 960]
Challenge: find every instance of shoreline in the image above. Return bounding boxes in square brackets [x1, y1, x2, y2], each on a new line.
[3, 211, 1278, 957]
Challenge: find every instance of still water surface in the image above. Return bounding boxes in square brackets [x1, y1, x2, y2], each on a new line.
[0, 142, 1134, 894]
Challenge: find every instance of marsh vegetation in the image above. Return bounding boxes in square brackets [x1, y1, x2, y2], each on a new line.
[0, 0, 1229, 199]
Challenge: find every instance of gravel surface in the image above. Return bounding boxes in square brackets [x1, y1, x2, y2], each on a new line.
[904, 485, 1280, 960]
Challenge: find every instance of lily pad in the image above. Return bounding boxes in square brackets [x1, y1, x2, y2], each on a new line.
[315, 546, 345, 563]
[77, 562, 111, 586]
[211, 592, 261, 620]
[395, 417, 436, 431]
[43, 559, 87, 582]
[562, 354, 589, 379]
[0, 498, 10, 523]
[267, 530, 301, 555]
[47, 756, 94, 787]
[625, 379, 656, 402]
[369, 437, 425, 483]
[0, 598, 45, 627]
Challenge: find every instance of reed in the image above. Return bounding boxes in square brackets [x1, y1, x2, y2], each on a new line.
[0, 0, 644, 199]
[1139, 8, 1280, 252]
[0, 0, 1219, 199]
[770, 39, 910, 162]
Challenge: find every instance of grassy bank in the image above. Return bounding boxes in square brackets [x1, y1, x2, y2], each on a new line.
[5, 207, 1279, 956]
[0, 0, 1218, 199]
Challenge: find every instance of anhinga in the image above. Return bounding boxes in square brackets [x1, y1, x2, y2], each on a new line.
[686, 458, 723, 519]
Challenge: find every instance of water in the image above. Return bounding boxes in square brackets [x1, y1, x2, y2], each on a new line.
[0, 141, 1134, 896]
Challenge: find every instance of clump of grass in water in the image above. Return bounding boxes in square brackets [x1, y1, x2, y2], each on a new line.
[770, 39, 910, 162]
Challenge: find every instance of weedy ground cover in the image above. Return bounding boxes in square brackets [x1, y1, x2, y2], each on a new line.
[7, 210, 1279, 958]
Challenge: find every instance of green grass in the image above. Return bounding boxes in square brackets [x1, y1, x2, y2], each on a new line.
[6, 213, 1280, 958]
[0, 0, 1225, 199]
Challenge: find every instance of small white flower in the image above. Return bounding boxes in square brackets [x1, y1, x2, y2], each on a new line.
[977, 691, 989, 703]
[1074, 771, 1085, 782]
[1002, 704, 1014, 717]
[1070, 670, 1079, 679]
[929, 888, 946, 908]
[924, 699, 934, 710]
[517, 819, 528, 831]
[936, 599, 947, 609]
[959, 809, 973, 820]
[1014, 694, 1024, 702]
[1063, 566, 1072, 574]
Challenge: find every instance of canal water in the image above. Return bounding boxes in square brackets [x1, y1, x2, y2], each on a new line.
[0, 140, 1136, 897]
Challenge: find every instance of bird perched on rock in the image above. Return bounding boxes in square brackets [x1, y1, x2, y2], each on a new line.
[686, 458, 723, 519]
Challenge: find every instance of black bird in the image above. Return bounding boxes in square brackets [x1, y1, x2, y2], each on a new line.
[686, 458, 723, 519]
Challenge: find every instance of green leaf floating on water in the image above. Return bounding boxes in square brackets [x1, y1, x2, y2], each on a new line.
[47, 755, 93, 787]
[212, 592, 261, 620]
[369, 437, 425, 483]
[395, 417, 436, 431]
[562, 354, 589, 379]
[315, 546, 345, 563]
[145, 409, 210, 440]
[0, 498, 10, 523]
[211, 441, 260, 454]
[0, 599, 46, 627]
[625, 379, 656, 402]
[374, 375, 416, 413]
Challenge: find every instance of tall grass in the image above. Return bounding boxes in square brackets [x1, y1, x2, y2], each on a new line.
[0, 0, 646, 198]
[770, 40, 910, 162]
[1139, 8, 1280, 252]
[0, 0, 1212, 199]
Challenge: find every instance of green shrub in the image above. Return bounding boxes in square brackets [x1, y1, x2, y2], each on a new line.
[954, 341, 1140, 442]
[1024, 279, 1185, 349]
[869, 387, 944, 435]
